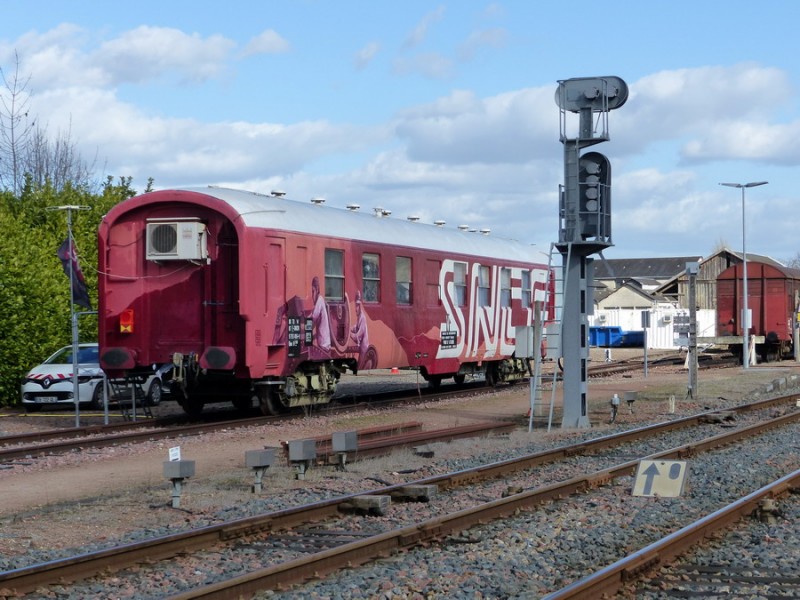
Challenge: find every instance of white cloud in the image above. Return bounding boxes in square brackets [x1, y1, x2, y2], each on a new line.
[2, 24, 106, 89]
[271, 149, 559, 245]
[614, 168, 715, 234]
[457, 27, 507, 61]
[394, 87, 557, 163]
[95, 26, 235, 84]
[682, 119, 800, 163]
[402, 6, 446, 50]
[241, 29, 290, 57]
[614, 63, 793, 158]
[392, 52, 454, 79]
[354, 41, 380, 70]
[4, 24, 237, 89]
[4, 23, 797, 257]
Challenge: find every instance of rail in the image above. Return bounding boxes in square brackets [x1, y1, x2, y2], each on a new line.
[543, 467, 800, 599]
[2, 395, 798, 596]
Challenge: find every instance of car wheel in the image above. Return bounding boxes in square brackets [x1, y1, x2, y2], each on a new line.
[145, 379, 162, 407]
[90, 382, 104, 410]
[24, 404, 42, 413]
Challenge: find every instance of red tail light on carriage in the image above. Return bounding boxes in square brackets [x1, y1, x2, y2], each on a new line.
[120, 308, 134, 334]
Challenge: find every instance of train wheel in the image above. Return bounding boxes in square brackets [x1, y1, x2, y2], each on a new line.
[732, 345, 744, 363]
[260, 388, 286, 416]
[428, 375, 442, 390]
[181, 397, 204, 419]
[453, 374, 466, 386]
[485, 365, 498, 388]
[232, 395, 254, 412]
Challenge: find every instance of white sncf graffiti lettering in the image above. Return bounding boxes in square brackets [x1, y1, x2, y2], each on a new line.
[436, 259, 548, 359]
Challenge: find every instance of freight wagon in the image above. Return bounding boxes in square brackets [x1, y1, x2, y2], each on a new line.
[716, 262, 800, 362]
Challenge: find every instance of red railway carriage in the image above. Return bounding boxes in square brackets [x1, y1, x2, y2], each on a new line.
[98, 187, 552, 416]
[716, 262, 800, 362]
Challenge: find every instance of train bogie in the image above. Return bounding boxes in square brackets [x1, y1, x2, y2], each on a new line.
[98, 187, 551, 415]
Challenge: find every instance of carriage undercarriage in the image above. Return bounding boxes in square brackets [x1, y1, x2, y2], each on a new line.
[170, 354, 532, 418]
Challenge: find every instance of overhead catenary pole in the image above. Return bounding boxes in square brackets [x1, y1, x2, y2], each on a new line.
[719, 181, 768, 369]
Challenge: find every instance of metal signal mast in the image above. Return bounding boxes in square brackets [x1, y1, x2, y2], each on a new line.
[555, 76, 628, 428]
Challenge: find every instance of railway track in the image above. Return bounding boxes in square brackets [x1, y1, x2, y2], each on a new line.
[0, 381, 497, 462]
[545, 468, 800, 599]
[3, 392, 798, 598]
[585, 351, 738, 378]
[0, 353, 729, 459]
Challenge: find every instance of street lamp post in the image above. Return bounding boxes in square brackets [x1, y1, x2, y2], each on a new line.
[719, 181, 768, 368]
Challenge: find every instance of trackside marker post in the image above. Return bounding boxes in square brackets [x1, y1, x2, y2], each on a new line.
[245, 448, 276, 493]
[163, 446, 194, 508]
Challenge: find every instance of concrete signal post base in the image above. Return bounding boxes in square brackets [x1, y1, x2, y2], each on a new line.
[163, 460, 195, 508]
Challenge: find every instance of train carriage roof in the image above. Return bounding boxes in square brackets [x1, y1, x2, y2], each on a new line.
[122, 186, 546, 265]
[718, 261, 800, 281]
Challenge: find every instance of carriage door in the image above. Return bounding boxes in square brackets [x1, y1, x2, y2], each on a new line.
[149, 244, 206, 360]
[266, 238, 287, 352]
[207, 221, 244, 351]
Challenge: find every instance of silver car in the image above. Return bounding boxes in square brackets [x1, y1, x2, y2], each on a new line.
[20, 343, 162, 412]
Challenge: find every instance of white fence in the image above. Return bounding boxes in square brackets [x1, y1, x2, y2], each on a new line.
[588, 307, 716, 350]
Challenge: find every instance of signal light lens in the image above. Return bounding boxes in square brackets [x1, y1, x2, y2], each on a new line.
[120, 308, 134, 334]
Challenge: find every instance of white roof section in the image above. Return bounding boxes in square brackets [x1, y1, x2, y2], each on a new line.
[179, 186, 544, 265]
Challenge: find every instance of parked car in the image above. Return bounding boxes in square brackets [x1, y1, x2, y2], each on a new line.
[20, 343, 162, 412]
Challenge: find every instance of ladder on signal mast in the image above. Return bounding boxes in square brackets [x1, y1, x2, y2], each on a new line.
[528, 242, 563, 432]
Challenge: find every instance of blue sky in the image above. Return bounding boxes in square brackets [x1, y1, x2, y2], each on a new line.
[2, 1, 799, 261]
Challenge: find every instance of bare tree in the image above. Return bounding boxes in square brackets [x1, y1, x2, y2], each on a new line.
[783, 252, 800, 269]
[24, 120, 96, 191]
[1, 52, 98, 194]
[0, 51, 35, 194]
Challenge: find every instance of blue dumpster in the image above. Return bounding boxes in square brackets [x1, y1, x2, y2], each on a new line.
[589, 326, 623, 347]
[590, 326, 644, 347]
[618, 330, 644, 347]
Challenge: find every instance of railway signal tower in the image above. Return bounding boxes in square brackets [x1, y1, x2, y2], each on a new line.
[554, 76, 628, 428]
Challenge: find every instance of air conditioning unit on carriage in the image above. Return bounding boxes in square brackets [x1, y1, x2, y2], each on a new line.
[146, 219, 208, 261]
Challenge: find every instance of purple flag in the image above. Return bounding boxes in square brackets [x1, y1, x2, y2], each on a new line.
[57, 238, 92, 309]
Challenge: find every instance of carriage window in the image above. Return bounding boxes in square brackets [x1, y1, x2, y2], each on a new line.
[521, 270, 532, 308]
[478, 265, 490, 307]
[500, 268, 511, 307]
[362, 253, 380, 302]
[396, 256, 412, 305]
[426, 258, 441, 306]
[454, 262, 467, 307]
[324, 249, 344, 300]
